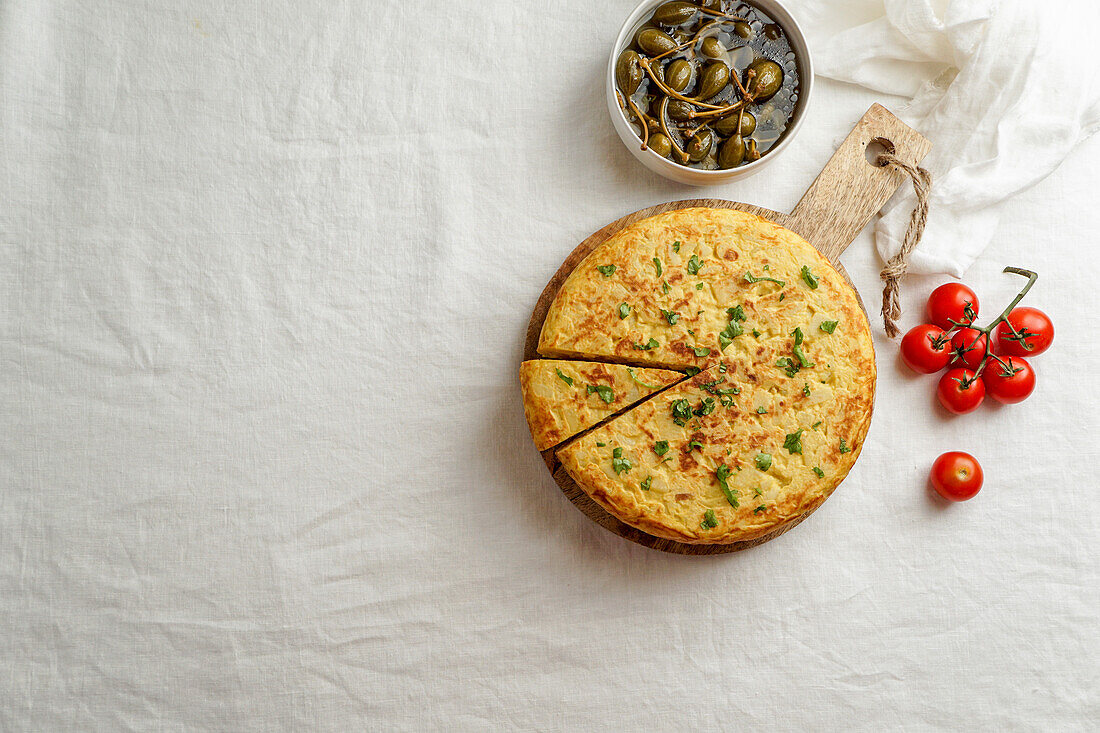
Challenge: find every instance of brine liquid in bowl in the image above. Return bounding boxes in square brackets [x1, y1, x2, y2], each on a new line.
[614, 1, 802, 171]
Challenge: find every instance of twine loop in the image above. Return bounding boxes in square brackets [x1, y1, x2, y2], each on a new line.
[876, 151, 932, 339]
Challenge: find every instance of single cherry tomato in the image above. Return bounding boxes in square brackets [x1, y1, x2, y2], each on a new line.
[927, 283, 979, 330]
[900, 324, 952, 374]
[930, 451, 983, 501]
[937, 368, 985, 414]
[994, 306, 1054, 357]
[981, 355, 1035, 404]
[949, 327, 989, 370]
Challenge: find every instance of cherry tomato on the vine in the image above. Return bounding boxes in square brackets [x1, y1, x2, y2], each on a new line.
[900, 324, 952, 374]
[982, 355, 1035, 404]
[949, 327, 989, 371]
[927, 283, 979, 330]
[930, 451, 983, 501]
[937, 368, 985, 414]
[995, 306, 1054, 357]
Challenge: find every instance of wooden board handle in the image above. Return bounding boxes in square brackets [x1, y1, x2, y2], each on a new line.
[785, 104, 932, 263]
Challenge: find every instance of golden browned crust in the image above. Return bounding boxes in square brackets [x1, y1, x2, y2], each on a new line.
[520, 360, 683, 451]
[539, 208, 875, 544]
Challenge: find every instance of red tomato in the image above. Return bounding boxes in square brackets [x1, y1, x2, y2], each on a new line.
[927, 283, 979, 330]
[949, 327, 989, 370]
[982, 356, 1035, 404]
[937, 368, 985, 414]
[995, 306, 1054, 357]
[900, 324, 951, 374]
[930, 451, 983, 501]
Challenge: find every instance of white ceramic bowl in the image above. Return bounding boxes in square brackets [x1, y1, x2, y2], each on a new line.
[607, 0, 814, 186]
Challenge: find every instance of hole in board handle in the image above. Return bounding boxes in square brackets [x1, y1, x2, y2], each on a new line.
[865, 137, 895, 167]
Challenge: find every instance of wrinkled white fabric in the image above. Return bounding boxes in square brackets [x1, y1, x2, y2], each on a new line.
[2, 1, 1098, 731]
[798, 0, 1100, 276]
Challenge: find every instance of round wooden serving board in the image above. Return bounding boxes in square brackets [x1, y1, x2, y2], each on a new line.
[524, 105, 931, 555]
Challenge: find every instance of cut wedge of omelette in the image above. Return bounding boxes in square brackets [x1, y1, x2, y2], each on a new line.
[520, 360, 682, 451]
[528, 207, 876, 545]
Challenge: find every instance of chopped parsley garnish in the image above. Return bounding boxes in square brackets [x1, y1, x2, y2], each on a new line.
[719, 307, 746, 350]
[839, 439, 851, 453]
[719, 322, 743, 349]
[754, 505, 766, 514]
[687, 254, 704, 275]
[687, 328, 695, 336]
[653, 257, 663, 277]
[662, 281, 670, 294]
[784, 429, 805, 455]
[812, 467, 825, 478]
[696, 282, 704, 290]
[555, 368, 574, 386]
[684, 367, 701, 376]
[596, 442, 606, 447]
[701, 509, 718, 529]
[672, 241, 681, 253]
[627, 368, 661, 389]
[660, 308, 680, 325]
[699, 377, 737, 396]
[779, 293, 786, 301]
[800, 265, 819, 289]
[612, 447, 632, 474]
[689, 440, 704, 451]
[719, 394, 735, 407]
[586, 384, 614, 404]
[819, 320, 839, 334]
[755, 406, 767, 414]
[755, 453, 773, 471]
[692, 346, 711, 357]
[803, 383, 811, 396]
[641, 476, 652, 491]
[715, 464, 739, 507]
[653, 441, 670, 456]
[613, 447, 622, 457]
[693, 397, 716, 417]
[744, 271, 786, 287]
[811, 421, 822, 429]
[596, 265, 616, 277]
[618, 303, 631, 319]
[776, 357, 801, 378]
[671, 399, 693, 426]
[791, 327, 815, 369]
[633, 338, 659, 350]
[753, 487, 763, 497]
[752, 329, 761, 338]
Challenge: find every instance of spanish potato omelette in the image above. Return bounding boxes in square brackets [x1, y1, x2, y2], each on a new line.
[525, 207, 876, 545]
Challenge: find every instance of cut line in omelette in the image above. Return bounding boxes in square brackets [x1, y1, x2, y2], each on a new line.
[520, 359, 683, 451]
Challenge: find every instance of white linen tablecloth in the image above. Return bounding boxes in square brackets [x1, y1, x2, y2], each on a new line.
[1, 1, 1097, 730]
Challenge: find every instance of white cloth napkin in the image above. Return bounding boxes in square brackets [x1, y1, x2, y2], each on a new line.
[796, 0, 1100, 277]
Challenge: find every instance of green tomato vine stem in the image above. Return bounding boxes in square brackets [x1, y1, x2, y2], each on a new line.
[944, 266, 1037, 385]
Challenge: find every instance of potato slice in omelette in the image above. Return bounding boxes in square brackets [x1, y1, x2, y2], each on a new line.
[520, 360, 682, 451]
